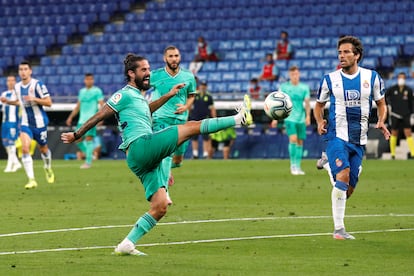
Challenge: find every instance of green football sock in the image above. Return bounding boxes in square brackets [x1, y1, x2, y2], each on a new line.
[288, 143, 296, 168]
[295, 145, 303, 168]
[85, 140, 94, 165]
[200, 117, 236, 134]
[77, 140, 86, 153]
[127, 212, 157, 244]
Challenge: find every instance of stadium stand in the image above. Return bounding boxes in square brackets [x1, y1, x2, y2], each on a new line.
[1, 0, 414, 101]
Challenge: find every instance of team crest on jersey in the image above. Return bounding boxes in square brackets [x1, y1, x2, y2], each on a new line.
[335, 158, 343, 167]
[363, 80, 369, 88]
[111, 93, 122, 104]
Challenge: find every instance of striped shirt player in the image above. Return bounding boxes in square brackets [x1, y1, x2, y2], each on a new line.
[314, 36, 389, 240]
[0, 75, 21, 172]
[14, 61, 55, 189]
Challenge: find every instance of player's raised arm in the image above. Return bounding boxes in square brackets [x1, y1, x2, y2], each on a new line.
[61, 104, 115, 143]
[149, 83, 185, 113]
[375, 97, 391, 140]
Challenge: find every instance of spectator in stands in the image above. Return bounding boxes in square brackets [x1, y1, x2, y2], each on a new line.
[411, 60, 414, 78]
[259, 53, 279, 83]
[248, 78, 263, 100]
[189, 36, 218, 75]
[209, 127, 236, 160]
[275, 31, 293, 60]
[385, 72, 414, 159]
[189, 81, 216, 159]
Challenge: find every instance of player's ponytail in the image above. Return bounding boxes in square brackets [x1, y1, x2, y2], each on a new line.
[123, 53, 147, 82]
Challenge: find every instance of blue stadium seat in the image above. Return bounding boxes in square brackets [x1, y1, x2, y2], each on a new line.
[309, 49, 323, 59]
[244, 61, 260, 71]
[360, 57, 378, 69]
[246, 40, 260, 49]
[236, 72, 250, 82]
[302, 60, 316, 69]
[216, 62, 231, 72]
[222, 72, 236, 82]
[231, 62, 244, 71]
[227, 82, 243, 92]
[403, 44, 414, 57]
[260, 40, 274, 50]
[294, 49, 309, 59]
[382, 46, 399, 56]
[224, 52, 238, 61]
[208, 72, 222, 82]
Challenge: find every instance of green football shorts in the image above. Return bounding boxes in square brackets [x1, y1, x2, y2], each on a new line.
[153, 119, 188, 156]
[126, 126, 179, 201]
[77, 123, 96, 137]
[285, 121, 307, 140]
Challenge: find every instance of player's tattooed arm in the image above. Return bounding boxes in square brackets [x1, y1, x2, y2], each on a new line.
[61, 104, 115, 143]
[149, 83, 186, 113]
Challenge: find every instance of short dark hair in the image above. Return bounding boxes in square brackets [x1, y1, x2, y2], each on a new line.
[19, 60, 32, 69]
[6, 74, 16, 79]
[123, 53, 147, 82]
[397, 72, 407, 78]
[337, 35, 364, 63]
[84, 73, 94, 77]
[164, 45, 179, 55]
[281, 31, 289, 36]
[250, 78, 259, 83]
[288, 65, 299, 72]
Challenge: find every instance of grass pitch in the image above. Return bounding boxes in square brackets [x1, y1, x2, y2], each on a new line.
[0, 159, 413, 275]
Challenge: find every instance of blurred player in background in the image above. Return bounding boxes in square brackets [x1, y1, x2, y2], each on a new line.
[385, 72, 414, 159]
[3, 61, 55, 189]
[189, 80, 216, 159]
[66, 73, 104, 168]
[61, 53, 253, 256]
[0, 75, 21, 172]
[150, 46, 197, 187]
[314, 36, 390, 240]
[209, 127, 236, 159]
[274, 66, 310, 175]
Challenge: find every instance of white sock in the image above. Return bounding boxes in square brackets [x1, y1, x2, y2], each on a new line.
[323, 162, 335, 186]
[332, 187, 347, 230]
[22, 154, 35, 179]
[41, 149, 52, 169]
[9, 145, 19, 165]
[5, 146, 13, 168]
[192, 150, 198, 157]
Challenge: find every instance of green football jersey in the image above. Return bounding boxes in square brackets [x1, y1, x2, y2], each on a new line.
[150, 67, 197, 123]
[280, 81, 310, 123]
[106, 85, 152, 151]
[78, 86, 104, 124]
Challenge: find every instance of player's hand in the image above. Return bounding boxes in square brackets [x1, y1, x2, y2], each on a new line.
[0, 97, 6, 103]
[23, 95, 36, 102]
[61, 132, 77, 144]
[169, 83, 186, 96]
[305, 115, 311, 126]
[270, 120, 278, 128]
[175, 103, 187, 114]
[376, 121, 391, 140]
[317, 119, 327, 135]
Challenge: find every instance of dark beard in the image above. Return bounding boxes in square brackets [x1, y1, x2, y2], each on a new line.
[166, 60, 180, 72]
[135, 76, 150, 91]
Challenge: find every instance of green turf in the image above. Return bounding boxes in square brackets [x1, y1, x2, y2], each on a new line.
[0, 159, 413, 275]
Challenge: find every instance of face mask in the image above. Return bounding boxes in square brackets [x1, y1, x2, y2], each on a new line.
[198, 42, 204, 47]
[397, 78, 405, 86]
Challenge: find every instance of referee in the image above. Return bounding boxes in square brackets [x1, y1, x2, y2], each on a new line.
[189, 81, 216, 158]
[386, 72, 414, 159]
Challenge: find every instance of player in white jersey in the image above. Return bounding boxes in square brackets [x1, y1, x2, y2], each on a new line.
[0, 75, 21, 172]
[5, 61, 55, 189]
[314, 36, 390, 240]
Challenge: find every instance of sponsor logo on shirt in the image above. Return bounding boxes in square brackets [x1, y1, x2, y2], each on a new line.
[111, 93, 122, 104]
[344, 89, 361, 107]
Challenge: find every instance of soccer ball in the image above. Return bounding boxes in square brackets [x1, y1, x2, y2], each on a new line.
[263, 91, 293, 120]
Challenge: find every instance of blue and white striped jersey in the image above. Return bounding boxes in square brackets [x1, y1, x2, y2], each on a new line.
[14, 78, 50, 128]
[317, 67, 385, 145]
[1, 90, 19, 124]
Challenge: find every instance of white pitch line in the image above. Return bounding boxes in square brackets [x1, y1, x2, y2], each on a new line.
[1, 213, 413, 238]
[0, 227, 413, 256]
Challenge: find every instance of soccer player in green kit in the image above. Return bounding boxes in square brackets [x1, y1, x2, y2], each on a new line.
[274, 66, 311, 175]
[150, 46, 197, 189]
[66, 73, 104, 169]
[61, 53, 253, 256]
